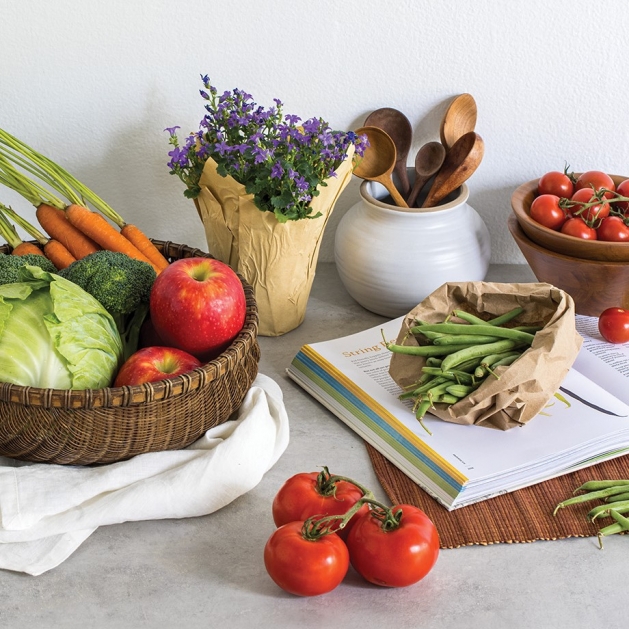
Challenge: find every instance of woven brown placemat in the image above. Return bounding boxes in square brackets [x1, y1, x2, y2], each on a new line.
[366, 443, 629, 547]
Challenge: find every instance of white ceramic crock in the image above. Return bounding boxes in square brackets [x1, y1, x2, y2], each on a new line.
[334, 177, 491, 317]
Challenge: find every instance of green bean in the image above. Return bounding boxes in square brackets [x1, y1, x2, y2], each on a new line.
[433, 393, 459, 405]
[554, 487, 629, 515]
[385, 342, 478, 357]
[452, 306, 524, 327]
[610, 508, 629, 528]
[513, 325, 543, 333]
[577, 479, 629, 492]
[421, 366, 476, 385]
[588, 501, 629, 521]
[445, 383, 478, 398]
[441, 339, 519, 372]
[425, 357, 443, 367]
[451, 310, 488, 325]
[486, 306, 524, 326]
[597, 523, 624, 549]
[413, 399, 433, 435]
[410, 323, 535, 345]
[606, 492, 629, 503]
[456, 357, 484, 373]
[487, 353, 521, 374]
[433, 334, 502, 346]
[414, 330, 447, 341]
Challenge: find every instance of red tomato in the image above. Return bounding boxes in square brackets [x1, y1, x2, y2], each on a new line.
[614, 179, 629, 214]
[272, 471, 368, 539]
[569, 188, 610, 222]
[537, 171, 574, 198]
[346, 504, 440, 588]
[529, 194, 567, 230]
[598, 307, 629, 344]
[597, 216, 629, 242]
[264, 521, 349, 596]
[560, 217, 597, 240]
[575, 170, 616, 198]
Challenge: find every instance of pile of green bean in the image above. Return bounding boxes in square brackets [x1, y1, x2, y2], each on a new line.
[554, 480, 629, 548]
[384, 306, 541, 434]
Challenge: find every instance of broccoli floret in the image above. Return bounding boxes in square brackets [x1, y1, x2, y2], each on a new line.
[0, 252, 57, 285]
[59, 251, 157, 360]
[59, 250, 156, 315]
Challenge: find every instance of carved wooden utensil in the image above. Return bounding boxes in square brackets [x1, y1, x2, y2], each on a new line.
[440, 93, 478, 151]
[353, 126, 409, 208]
[406, 141, 447, 208]
[364, 107, 413, 197]
[422, 132, 484, 208]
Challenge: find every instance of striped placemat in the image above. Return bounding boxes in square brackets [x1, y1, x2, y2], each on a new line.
[366, 443, 629, 547]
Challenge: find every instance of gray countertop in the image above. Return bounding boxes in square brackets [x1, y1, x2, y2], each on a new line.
[2, 263, 626, 629]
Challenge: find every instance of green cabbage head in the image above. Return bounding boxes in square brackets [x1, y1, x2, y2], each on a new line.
[0, 265, 123, 389]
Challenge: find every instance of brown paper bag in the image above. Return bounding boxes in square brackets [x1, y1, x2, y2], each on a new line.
[388, 281, 582, 430]
[193, 148, 355, 337]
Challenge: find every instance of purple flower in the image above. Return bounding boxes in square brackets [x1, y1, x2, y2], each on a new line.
[164, 126, 180, 136]
[271, 162, 284, 179]
[285, 114, 301, 125]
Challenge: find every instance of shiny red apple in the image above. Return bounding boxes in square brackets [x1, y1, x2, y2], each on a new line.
[149, 257, 246, 361]
[113, 346, 202, 387]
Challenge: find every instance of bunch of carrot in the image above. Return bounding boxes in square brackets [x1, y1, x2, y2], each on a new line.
[0, 128, 169, 274]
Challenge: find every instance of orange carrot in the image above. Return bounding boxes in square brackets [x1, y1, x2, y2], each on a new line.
[12, 241, 46, 257]
[0, 203, 75, 270]
[120, 224, 169, 271]
[42, 240, 77, 269]
[65, 204, 161, 272]
[36, 204, 101, 259]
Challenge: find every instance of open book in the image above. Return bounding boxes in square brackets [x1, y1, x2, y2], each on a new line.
[286, 315, 629, 510]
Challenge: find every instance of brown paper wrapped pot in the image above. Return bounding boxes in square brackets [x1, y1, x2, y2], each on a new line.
[193, 148, 355, 336]
[388, 281, 582, 430]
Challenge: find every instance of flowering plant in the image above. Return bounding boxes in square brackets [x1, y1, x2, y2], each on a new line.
[166, 75, 367, 223]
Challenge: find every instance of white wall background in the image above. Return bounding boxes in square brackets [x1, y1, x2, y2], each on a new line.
[2, 0, 629, 264]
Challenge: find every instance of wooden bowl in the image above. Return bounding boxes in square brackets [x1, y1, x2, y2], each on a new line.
[511, 175, 629, 262]
[508, 215, 629, 316]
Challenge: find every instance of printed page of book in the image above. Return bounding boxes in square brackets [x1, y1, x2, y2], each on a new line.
[574, 315, 629, 406]
[296, 318, 629, 486]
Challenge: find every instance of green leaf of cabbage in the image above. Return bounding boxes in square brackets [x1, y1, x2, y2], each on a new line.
[0, 265, 123, 389]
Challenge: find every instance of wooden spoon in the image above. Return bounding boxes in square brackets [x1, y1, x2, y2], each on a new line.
[439, 93, 478, 151]
[353, 126, 409, 208]
[406, 141, 447, 208]
[364, 107, 413, 197]
[422, 132, 484, 208]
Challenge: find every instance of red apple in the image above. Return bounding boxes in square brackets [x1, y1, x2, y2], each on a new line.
[149, 257, 246, 361]
[113, 346, 202, 387]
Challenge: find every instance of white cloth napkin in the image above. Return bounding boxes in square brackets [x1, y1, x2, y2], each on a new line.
[0, 373, 289, 576]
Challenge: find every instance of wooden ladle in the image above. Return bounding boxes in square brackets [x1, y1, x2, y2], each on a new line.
[422, 131, 484, 208]
[364, 107, 413, 197]
[439, 93, 478, 151]
[353, 126, 409, 208]
[406, 141, 447, 208]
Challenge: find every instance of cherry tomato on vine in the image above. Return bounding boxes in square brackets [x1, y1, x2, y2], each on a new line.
[575, 170, 616, 198]
[614, 179, 629, 214]
[272, 469, 369, 539]
[346, 504, 439, 588]
[597, 216, 629, 242]
[529, 194, 566, 230]
[537, 171, 574, 198]
[560, 217, 597, 240]
[264, 521, 349, 597]
[569, 188, 610, 222]
[598, 308, 629, 344]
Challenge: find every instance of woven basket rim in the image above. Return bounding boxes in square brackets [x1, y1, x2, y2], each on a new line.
[0, 240, 259, 409]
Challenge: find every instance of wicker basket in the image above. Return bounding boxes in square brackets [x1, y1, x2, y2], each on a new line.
[0, 240, 260, 465]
